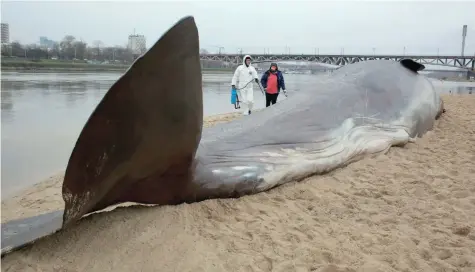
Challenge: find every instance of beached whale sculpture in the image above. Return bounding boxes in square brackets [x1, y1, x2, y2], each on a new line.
[1, 16, 444, 256]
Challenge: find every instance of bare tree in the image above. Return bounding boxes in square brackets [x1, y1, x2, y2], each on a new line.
[72, 41, 87, 60]
[1, 43, 10, 56]
[3, 40, 135, 64]
[59, 35, 77, 60]
[92, 40, 104, 60]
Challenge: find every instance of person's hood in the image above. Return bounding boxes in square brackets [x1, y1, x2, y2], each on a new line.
[242, 55, 252, 66]
[269, 62, 279, 72]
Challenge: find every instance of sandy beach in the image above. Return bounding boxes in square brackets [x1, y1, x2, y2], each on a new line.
[1, 94, 474, 272]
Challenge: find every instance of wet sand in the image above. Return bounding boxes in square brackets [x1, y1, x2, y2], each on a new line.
[2, 94, 475, 272]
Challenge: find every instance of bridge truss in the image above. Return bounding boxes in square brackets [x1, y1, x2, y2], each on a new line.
[201, 54, 475, 70]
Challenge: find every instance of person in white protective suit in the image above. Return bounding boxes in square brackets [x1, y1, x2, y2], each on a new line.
[231, 55, 260, 115]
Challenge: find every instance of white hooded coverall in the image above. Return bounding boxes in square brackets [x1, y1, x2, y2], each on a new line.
[231, 55, 259, 114]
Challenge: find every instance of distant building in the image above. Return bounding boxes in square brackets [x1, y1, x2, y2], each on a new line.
[39, 36, 56, 49]
[1, 23, 10, 44]
[127, 34, 146, 56]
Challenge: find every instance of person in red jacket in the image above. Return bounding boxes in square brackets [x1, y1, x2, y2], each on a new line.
[260, 63, 287, 107]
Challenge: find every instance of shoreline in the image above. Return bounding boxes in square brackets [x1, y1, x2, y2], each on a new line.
[1, 60, 234, 73]
[1, 67, 235, 73]
[1, 66, 234, 73]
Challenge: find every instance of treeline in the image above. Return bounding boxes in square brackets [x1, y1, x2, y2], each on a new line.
[1, 35, 137, 63]
[1, 35, 234, 69]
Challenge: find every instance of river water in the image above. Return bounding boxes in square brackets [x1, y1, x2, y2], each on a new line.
[1, 71, 474, 198]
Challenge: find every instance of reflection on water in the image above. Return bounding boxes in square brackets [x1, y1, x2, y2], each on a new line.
[1, 71, 474, 198]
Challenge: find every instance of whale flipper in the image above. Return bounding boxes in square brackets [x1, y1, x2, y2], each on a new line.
[61, 16, 203, 228]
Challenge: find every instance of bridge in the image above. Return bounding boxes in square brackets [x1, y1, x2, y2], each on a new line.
[200, 54, 475, 70]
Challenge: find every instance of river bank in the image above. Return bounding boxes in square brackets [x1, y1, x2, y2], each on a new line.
[0, 59, 234, 73]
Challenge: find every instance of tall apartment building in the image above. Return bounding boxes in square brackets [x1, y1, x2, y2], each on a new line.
[127, 34, 146, 56]
[1, 23, 10, 44]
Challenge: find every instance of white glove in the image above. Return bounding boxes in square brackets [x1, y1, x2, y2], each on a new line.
[282, 89, 288, 96]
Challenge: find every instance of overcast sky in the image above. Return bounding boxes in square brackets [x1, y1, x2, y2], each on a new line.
[1, 0, 474, 55]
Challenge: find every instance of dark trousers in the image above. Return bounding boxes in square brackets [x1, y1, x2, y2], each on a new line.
[265, 93, 279, 107]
